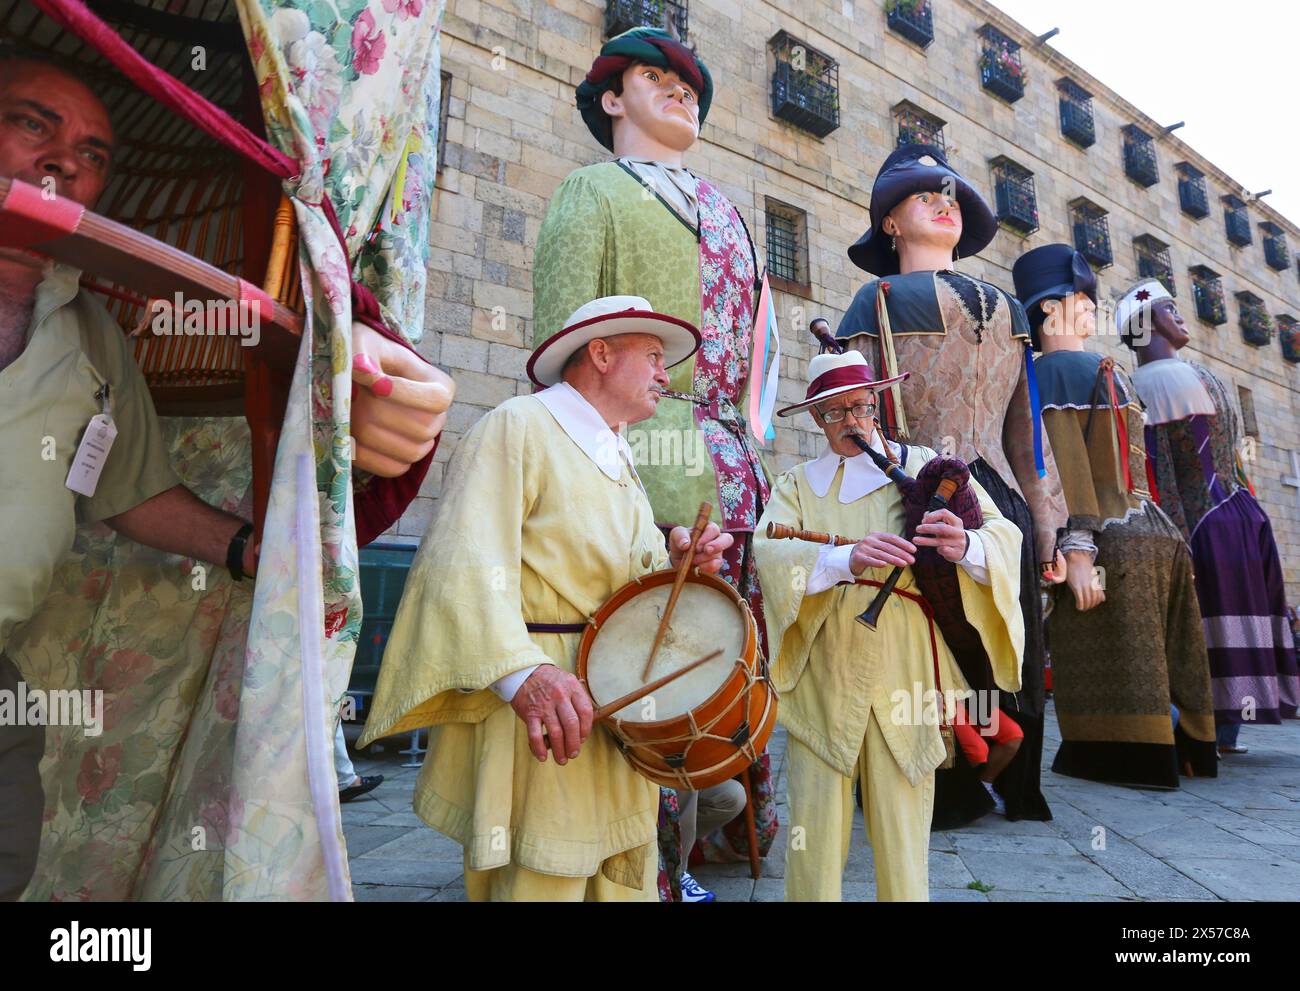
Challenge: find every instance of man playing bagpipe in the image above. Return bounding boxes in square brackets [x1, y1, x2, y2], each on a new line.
[754, 351, 1024, 901]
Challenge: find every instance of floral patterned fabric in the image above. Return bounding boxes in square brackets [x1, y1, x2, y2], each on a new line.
[13, 0, 444, 901]
[693, 178, 768, 531]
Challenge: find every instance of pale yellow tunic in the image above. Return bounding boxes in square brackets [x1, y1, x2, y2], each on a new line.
[358, 395, 669, 894]
[754, 448, 1025, 900]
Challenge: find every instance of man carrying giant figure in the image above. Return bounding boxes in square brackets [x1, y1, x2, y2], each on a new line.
[830, 146, 1068, 825]
[533, 28, 778, 882]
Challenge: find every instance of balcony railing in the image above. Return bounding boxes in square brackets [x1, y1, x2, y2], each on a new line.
[1264, 233, 1290, 271]
[1059, 97, 1095, 148]
[771, 62, 840, 138]
[1279, 318, 1300, 363]
[886, 0, 933, 48]
[1192, 279, 1227, 326]
[895, 107, 944, 149]
[994, 172, 1039, 235]
[1179, 176, 1209, 218]
[1138, 258, 1175, 296]
[1239, 300, 1273, 347]
[605, 0, 688, 40]
[1073, 218, 1112, 268]
[1123, 135, 1158, 187]
[980, 52, 1025, 103]
[1225, 205, 1252, 246]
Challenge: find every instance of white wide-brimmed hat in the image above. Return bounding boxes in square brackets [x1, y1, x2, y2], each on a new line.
[776, 350, 909, 417]
[527, 295, 701, 387]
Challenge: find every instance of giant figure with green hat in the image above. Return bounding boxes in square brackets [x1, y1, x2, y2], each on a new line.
[534, 27, 779, 892]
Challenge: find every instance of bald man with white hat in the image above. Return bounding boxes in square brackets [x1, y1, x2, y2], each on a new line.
[359, 296, 734, 902]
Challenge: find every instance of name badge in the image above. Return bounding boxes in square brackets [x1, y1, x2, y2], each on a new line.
[66, 384, 116, 498]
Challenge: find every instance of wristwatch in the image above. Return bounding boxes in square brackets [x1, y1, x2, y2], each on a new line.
[227, 522, 255, 581]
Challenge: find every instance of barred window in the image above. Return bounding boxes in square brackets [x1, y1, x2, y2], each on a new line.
[990, 157, 1038, 236]
[765, 198, 809, 289]
[1134, 234, 1175, 296]
[893, 101, 945, 149]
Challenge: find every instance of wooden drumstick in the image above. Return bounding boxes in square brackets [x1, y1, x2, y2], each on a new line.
[642, 502, 713, 682]
[594, 649, 724, 721]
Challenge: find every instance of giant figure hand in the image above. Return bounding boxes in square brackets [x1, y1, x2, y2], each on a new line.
[349, 320, 455, 477]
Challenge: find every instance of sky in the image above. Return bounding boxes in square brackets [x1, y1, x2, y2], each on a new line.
[988, 0, 1300, 227]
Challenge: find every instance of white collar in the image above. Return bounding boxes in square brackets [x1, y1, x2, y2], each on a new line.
[535, 381, 636, 482]
[805, 433, 902, 504]
[1130, 359, 1216, 425]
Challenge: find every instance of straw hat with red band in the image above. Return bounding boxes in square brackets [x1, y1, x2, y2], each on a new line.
[776, 351, 909, 418]
[527, 295, 702, 387]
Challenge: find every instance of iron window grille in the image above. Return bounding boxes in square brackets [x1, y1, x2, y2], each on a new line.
[770, 31, 840, 138]
[1122, 125, 1158, 188]
[1134, 235, 1175, 296]
[1176, 163, 1209, 219]
[893, 101, 945, 149]
[1224, 195, 1252, 246]
[978, 25, 1025, 103]
[1071, 199, 1112, 269]
[1057, 79, 1095, 148]
[1236, 291, 1272, 347]
[991, 157, 1038, 236]
[1189, 266, 1227, 326]
[765, 199, 808, 288]
[604, 0, 688, 41]
[1262, 222, 1290, 271]
[886, 0, 934, 49]
[1278, 315, 1300, 363]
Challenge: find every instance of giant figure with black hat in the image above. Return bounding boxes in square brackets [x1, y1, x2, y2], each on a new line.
[1014, 247, 1217, 787]
[831, 145, 1067, 826]
[1119, 280, 1298, 749]
[532, 27, 778, 878]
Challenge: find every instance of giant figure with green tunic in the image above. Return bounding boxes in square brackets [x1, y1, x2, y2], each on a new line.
[532, 28, 779, 884]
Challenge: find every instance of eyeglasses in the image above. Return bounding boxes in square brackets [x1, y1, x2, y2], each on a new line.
[817, 402, 877, 424]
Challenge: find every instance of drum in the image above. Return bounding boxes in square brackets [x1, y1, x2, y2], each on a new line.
[578, 568, 777, 791]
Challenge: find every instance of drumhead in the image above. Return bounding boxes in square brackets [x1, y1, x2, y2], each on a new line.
[586, 581, 746, 723]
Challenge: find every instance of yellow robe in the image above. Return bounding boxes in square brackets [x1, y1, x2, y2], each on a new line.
[755, 447, 1025, 900]
[358, 395, 668, 893]
[755, 446, 1025, 783]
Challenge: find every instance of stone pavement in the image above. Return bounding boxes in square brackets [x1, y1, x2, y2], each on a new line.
[342, 701, 1300, 902]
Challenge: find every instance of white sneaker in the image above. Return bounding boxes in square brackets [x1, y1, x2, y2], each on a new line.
[983, 782, 1006, 816]
[678, 871, 716, 903]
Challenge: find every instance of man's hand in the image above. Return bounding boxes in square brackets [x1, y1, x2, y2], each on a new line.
[1064, 550, 1104, 611]
[1041, 549, 1068, 586]
[912, 508, 968, 563]
[510, 665, 595, 765]
[668, 522, 734, 575]
[351, 320, 455, 478]
[849, 532, 916, 575]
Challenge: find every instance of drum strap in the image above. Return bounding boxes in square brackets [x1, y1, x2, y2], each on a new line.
[853, 579, 957, 767]
[525, 622, 587, 633]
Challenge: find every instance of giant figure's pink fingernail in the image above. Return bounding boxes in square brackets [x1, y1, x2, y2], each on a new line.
[373, 375, 394, 397]
[353, 353, 380, 375]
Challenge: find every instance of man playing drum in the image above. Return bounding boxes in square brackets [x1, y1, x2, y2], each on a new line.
[754, 352, 1025, 901]
[359, 295, 733, 902]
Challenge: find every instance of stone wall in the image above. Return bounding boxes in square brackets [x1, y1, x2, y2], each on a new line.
[386, 0, 1300, 603]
